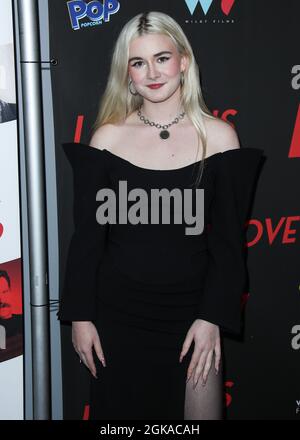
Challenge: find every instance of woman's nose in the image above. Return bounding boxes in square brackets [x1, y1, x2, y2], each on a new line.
[147, 63, 160, 79]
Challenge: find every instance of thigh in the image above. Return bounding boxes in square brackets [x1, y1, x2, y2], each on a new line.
[184, 354, 224, 420]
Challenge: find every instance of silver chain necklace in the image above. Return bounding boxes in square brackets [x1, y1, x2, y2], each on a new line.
[137, 105, 185, 140]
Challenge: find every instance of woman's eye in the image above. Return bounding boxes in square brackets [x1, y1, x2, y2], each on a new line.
[131, 57, 170, 68]
[158, 56, 170, 63]
[131, 61, 144, 68]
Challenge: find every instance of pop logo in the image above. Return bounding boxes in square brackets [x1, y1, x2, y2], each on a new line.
[67, 0, 120, 31]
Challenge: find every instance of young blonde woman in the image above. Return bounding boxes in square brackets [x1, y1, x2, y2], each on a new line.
[58, 11, 263, 420]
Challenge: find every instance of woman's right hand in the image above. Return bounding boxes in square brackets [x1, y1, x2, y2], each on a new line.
[72, 321, 106, 378]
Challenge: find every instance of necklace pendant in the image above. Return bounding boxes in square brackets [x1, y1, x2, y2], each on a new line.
[160, 130, 170, 140]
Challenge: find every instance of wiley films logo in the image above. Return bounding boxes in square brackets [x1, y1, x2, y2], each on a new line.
[67, 0, 120, 31]
[95, 182, 205, 236]
[184, 0, 237, 24]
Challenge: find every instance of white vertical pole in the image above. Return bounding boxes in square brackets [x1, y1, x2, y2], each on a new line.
[16, 0, 51, 419]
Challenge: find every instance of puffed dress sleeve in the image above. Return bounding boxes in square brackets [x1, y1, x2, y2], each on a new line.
[57, 142, 110, 322]
[198, 147, 264, 335]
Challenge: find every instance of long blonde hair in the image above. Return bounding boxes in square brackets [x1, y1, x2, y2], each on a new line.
[91, 11, 218, 187]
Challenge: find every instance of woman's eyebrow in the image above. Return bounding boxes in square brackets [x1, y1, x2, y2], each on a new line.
[128, 51, 172, 63]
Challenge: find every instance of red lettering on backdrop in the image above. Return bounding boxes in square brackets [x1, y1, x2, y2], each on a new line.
[283, 216, 300, 243]
[265, 217, 300, 244]
[289, 104, 300, 158]
[212, 109, 237, 127]
[225, 380, 234, 407]
[265, 217, 286, 245]
[82, 404, 89, 420]
[246, 219, 263, 247]
[0, 223, 3, 238]
[246, 217, 300, 246]
[74, 115, 84, 143]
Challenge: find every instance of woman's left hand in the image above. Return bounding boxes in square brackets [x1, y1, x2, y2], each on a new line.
[179, 319, 221, 388]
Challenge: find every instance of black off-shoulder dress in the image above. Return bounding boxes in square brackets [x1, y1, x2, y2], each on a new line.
[57, 142, 263, 420]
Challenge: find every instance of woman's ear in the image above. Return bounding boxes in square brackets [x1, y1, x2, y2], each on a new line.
[181, 54, 189, 73]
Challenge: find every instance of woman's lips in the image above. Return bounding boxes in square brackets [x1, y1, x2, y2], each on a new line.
[147, 83, 165, 89]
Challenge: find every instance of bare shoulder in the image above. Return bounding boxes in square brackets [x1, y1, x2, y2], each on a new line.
[204, 115, 240, 154]
[89, 123, 120, 151]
